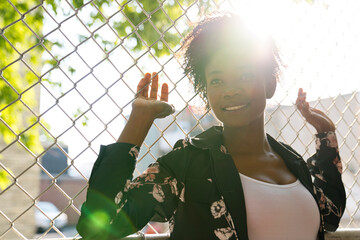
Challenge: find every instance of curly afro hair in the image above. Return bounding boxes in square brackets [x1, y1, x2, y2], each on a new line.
[181, 12, 282, 110]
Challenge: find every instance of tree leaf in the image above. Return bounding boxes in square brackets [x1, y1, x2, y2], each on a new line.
[72, 0, 84, 9]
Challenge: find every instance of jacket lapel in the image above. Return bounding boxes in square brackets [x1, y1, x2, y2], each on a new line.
[190, 126, 249, 239]
[210, 148, 249, 240]
[267, 135, 314, 194]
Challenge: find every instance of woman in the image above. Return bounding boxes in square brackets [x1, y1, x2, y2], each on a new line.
[77, 13, 346, 240]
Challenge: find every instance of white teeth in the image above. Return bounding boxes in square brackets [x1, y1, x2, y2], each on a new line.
[224, 104, 247, 111]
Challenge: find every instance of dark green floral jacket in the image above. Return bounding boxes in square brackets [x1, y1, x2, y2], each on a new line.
[77, 126, 346, 240]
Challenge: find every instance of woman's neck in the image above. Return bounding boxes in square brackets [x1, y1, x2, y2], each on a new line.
[222, 116, 272, 156]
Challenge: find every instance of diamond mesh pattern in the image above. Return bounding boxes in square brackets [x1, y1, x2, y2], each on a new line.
[0, 0, 359, 239]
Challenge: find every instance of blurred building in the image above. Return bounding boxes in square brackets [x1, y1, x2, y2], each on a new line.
[0, 86, 41, 239]
[39, 145, 87, 226]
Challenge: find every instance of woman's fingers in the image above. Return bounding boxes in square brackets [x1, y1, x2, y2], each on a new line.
[160, 83, 169, 101]
[296, 89, 303, 108]
[137, 77, 146, 97]
[133, 71, 174, 120]
[297, 88, 306, 103]
[296, 88, 335, 132]
[136, 71, 170, 102]
[296, 87, 311, 118]
[136, 72, 153, 98]
[150, 72, 159, 99]
[142, 73, 151, 97]
[296, 88, 310, 115]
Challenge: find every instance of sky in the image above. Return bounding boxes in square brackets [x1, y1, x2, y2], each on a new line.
[39, 0, 360, 178]
[232, 0, 360, 104]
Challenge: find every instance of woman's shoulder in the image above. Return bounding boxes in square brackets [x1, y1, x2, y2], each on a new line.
[172, 138, 191, 151]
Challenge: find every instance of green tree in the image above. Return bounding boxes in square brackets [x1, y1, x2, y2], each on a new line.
[0, 0, 44, 150]
[0, 0, 217, 190]
[0, 0, 45, 190]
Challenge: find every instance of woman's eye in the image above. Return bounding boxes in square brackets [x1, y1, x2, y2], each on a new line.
[210, 78, 222, 85]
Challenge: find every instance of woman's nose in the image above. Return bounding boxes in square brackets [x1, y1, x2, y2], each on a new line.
[222, 87, 243, 99]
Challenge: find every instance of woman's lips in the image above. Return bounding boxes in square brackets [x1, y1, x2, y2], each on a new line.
[222, 103, 249, 111]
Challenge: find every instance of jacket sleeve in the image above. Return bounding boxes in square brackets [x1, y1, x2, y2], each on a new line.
[76, 141, 184, 239]
[306, 131, 346, 232]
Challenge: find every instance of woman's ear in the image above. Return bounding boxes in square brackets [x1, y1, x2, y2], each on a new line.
[266, 76, 277, 99]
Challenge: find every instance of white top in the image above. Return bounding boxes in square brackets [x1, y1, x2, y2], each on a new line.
[239, 173, 320, 240]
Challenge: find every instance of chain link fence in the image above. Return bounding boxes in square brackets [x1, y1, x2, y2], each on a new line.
[0, 0, 359, 239]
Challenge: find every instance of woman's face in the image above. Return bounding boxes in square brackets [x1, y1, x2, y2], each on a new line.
[205, 48, 272, 128]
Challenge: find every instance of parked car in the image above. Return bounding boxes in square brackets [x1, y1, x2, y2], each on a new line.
[35, 201, 68, 232]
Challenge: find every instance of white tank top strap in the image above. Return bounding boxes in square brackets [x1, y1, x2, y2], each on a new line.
[239, 173, 320, 240]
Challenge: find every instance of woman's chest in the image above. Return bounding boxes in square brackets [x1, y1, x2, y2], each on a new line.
[231, 154, 298, 185]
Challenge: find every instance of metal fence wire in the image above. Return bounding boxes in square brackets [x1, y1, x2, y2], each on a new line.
[0, 0, 359, 239]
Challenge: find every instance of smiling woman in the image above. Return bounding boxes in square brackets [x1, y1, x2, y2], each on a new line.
[205, 51, 268, 128]
[182, 14, 280, 129]
[77, 12, 346, 240]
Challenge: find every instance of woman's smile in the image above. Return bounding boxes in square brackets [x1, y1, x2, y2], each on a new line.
[222, 103, 250, 111]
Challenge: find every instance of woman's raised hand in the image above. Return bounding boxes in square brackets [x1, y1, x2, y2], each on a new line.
[296, 88, 335, 133]
[117, 72, 173, 145]
[133, 72, 174, 119]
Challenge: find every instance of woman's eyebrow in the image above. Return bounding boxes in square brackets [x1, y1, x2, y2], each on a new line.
[207, 70, 222, 77]
[207, 65, 253, 77]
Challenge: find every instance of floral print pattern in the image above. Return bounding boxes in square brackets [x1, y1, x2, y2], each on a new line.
[326, 132, 338, 148]
[316, 131, 338, 150]
[168, 215, 175, 233]
[129, 146, 139, 158]
[210, 199, 227, 219]
[173, 138, 189, 151]
[333, 156, 342, 174]
[179, 186, 185, 203]
[152, 184, 165, 202]
[209, 198, 237, 239]
[314, 186, 342, 218]
[114, 191, 123, 204]
[220, 145, 228, 154]
[308, 131, 343, 181]
[308, 159, 327, 182]
[168, 178, 179, 195]
[214, 227, 235, 240]
[224, 213, 237, 238]
[123, 179, 130, 192]
[307, 131, 346, 236]
[78, 128, 345, 240]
